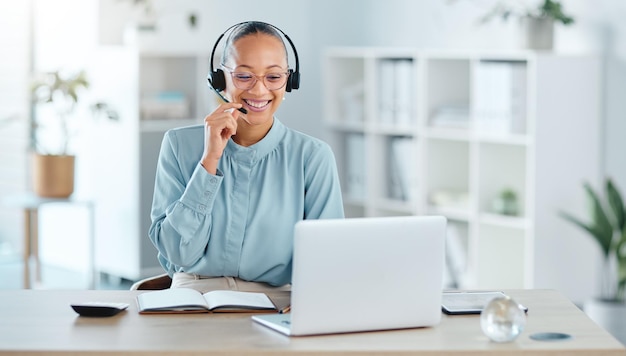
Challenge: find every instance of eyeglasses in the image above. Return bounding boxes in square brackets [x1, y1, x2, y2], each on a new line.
[221, 65, 290, 91]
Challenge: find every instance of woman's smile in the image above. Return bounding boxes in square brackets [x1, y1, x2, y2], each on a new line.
[243, 98, 272, 112]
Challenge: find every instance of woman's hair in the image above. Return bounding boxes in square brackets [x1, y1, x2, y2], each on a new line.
[220, 21, 288, 66]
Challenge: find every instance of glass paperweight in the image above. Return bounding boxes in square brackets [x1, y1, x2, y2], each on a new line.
[480, 295, 527, 342]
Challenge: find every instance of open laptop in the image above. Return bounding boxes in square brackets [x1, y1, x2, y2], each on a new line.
[252, 215, 446, 336]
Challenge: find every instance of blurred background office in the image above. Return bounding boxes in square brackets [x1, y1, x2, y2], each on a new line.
[0, 0, 625, 309]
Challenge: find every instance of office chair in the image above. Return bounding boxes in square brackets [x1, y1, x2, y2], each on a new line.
[130, 273, 172, 290]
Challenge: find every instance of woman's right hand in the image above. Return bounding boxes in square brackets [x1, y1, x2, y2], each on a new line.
[200, 102, 243, 174]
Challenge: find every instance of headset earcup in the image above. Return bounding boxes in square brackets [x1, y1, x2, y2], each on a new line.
[287, 69, 300, 92]
[210, 69, 226, 92]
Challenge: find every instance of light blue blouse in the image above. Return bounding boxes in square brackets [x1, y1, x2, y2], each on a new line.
[148, 118, 344, 286]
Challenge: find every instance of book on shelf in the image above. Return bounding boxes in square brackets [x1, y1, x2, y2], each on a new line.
[388, 139, 404, 201]
[340, 81, 365, 124]
[376, 58, 415, 127]
[136, 288, 291, 314]
[474, 61, 527, 135]
[378, 59, 395, 125]
[430, 107, 470, 129]
[394, 59, 414, 127]
[388, 136, 417, 202]
[346, 133, 366, 201]
[141, 91, 189, 120]
[429, 189, 470, 210]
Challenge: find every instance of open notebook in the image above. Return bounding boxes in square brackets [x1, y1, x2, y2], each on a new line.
[252, 215, 447, 336]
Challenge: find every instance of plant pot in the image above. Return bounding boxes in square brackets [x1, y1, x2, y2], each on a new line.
[492, 194, 519, 216]
[584, 298, 626, 345]
[32, 153, 75, 198]
[521, 17, 554, 50]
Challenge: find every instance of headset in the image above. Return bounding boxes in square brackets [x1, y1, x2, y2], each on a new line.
[207, 21, 301, 114]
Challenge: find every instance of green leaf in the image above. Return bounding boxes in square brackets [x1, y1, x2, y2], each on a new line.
[559, 181, 614, 259]
[607, 178, 626, 232]
[559, 210, 611, 258]
[585, 182, 613, 247]
[616, 228, 626, 302]
[539, 0, 575, 25]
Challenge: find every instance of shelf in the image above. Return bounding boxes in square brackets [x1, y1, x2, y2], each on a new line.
[423, 128, 471, 141]
[342, 196, 367, 207]
[138, 49, 210, 57]
[476, 132, 531, 146]
[325, 121, 366, 133]
[140, 119, 201, 132]
[478, 212, 531, 230]
[427, 205, 471, 222]
[373, 123, 418, 136]
[424, 128, 531, 145]
[374, 198, 415, 214]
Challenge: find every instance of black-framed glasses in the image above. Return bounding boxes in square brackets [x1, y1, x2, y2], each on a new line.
[221, 64, 290, 91]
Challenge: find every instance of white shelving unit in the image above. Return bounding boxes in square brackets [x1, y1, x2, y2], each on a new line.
[323, 48, 601, 290]
[88, 47, 210, 281]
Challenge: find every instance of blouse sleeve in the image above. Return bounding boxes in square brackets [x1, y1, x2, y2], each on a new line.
[148, 130, 222, 273]
[303, 141, 345, 220]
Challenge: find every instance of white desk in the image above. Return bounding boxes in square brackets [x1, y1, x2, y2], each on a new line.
[0, 289, 624, 355]
[1, 193, 96, 289]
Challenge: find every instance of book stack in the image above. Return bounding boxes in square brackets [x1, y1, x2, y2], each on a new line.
[430, 106, 470, 129]
[345, 133, 366, 201]
[388, 136, 417, 202]
[141, 91, 189, 120]
[474, 61, 527, 135]
[340, 81, 365, 124]
[377, 59, 415, 127]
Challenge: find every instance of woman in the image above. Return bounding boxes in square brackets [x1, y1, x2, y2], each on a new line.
[148, 21, 344, 293]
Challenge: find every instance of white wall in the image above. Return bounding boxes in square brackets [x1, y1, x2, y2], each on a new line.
[552, 1, 626, 191]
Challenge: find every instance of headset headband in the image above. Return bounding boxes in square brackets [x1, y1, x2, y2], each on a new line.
[208, 21, 300, 90]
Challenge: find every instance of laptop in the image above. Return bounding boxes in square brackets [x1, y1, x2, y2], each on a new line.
[252, 215, 446, 336]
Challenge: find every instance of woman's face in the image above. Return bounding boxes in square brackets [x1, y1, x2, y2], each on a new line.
[223, 33, 288, 128]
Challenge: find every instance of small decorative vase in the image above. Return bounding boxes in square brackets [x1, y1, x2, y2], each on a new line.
[521, 17, 554, 50]
[32, 153, 75, 198]
[492, 190, 519, 216]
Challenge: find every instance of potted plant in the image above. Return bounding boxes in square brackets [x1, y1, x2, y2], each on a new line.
[462, 0, 575, 50]
[492, 188, 519, 216]
[560, 178, 626, 344]
[30, 70, 117, 198]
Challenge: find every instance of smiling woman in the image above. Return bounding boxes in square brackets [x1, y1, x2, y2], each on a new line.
[148, 21, 344, 294]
